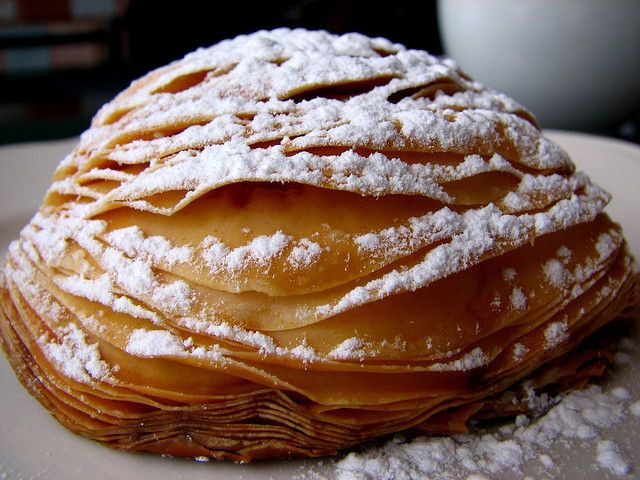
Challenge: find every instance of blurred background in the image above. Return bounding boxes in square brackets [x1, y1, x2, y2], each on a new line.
[0, 0, 638, 145]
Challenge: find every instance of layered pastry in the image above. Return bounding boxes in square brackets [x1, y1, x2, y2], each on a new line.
[1, 29, 638, 461]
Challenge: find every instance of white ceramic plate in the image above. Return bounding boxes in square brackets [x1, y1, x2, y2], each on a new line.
[0, 131, 638, 480]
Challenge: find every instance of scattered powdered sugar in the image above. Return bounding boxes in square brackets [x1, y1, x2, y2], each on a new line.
[502, 191, 530, 211]
[45, 28, 585, 225]
[315, 189, 608, 320]
[287, 238, 323, 269]
[512, 343, 529, 363]
[429, 347, 489, 371]
[239, 231, 292, 267]
[328, 337, 366, 360]
[58, 273, 160, 324]
[125, 328, 223, 362]
[595, 231, 618, 261]
[201, 231, 292, 273]
[538, 454, 554, 469]
[200, 234, 321, 275]
[611, 386, 630, 401]
[125, 329, 184, 357]
[596, 440, 631, 476]
[9, 30, 613, 353]
[105, 226, 192, 265]
[499, 171, 585, 214]
[509, 287, 527, 311]
[543, 259, 567, 288]
[4, 242, 66, 322]
[333, 384, 635, 480]
[151, 280, 193, 316]
[288, 340, 321, 364]
[101, 246, 157, 297]
[176, 316, 321, 363]
[353, 209, 462, 262]
[200, 236, 229, 267]
[38, 323, 114, 384]
[543, 320, 568, 350]
[22, 213, 196, 322]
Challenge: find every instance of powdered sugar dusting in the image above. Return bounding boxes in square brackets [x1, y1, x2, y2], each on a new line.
[353, 209, 462, 261]
[176, 316, 321, 363]
[151, 280, 193, 316]
[429, 347, 489, 371]
[125, 329, 184, 357]
[512, 343, 529, 363]
[0, 28, 638, 473]
[596, 440, 631, 475]
[39, 323, 114, 384]
[327, 338, 640, 477]
[58, 273, 160, 323]
[47, 29, 582, 221]
[544, 320, 569, 350]
[287, 238, 323, 269]
[8, 29, 615, 339]
[202, 231, 292, 274]
[543, 259, 567, 288]
[328, 337, 366, 360]
[510, 287, 527, 311]
[105, 226, 192, 265]
[334, 384, 635, 480]
[595, 232, 618, 261]
[125, 328, 223, 361]
[315, 189, 609, 320]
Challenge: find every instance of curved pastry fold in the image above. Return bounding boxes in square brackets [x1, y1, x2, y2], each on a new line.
[1, 29, 638, 461]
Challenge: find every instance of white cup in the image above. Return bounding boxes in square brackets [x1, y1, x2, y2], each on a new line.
[437, 0, 640, 129]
